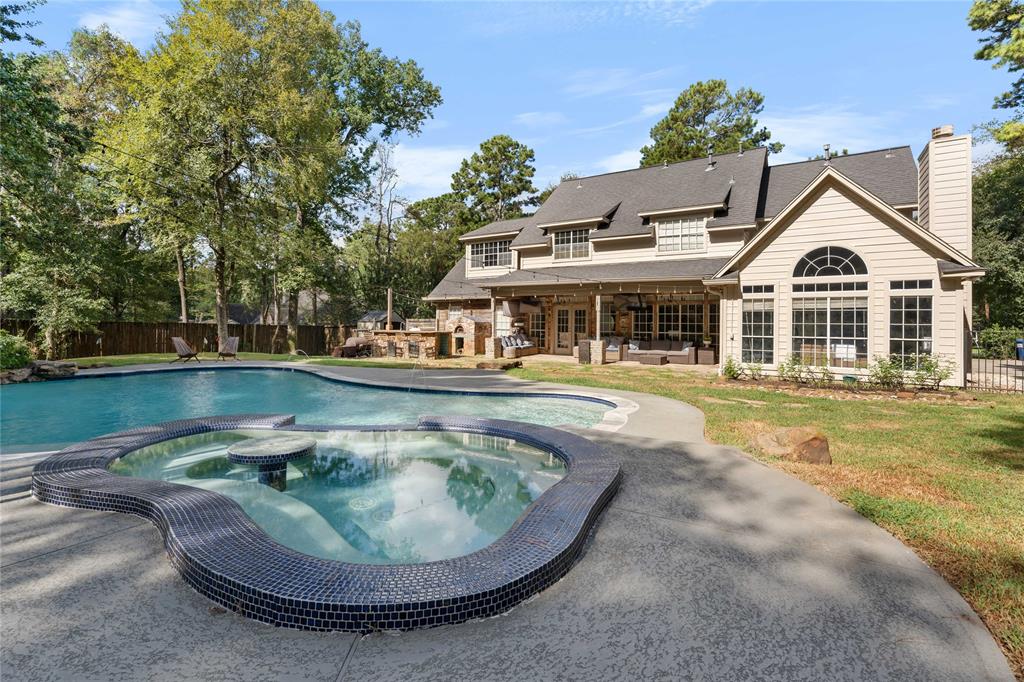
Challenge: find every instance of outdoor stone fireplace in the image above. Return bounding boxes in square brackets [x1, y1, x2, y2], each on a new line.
[444, 315, 490, 355]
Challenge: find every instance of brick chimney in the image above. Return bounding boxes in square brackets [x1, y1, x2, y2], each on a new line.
[917, 125, 972, 256]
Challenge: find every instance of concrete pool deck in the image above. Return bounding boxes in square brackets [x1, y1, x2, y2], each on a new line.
[0, 364, 1013, 681]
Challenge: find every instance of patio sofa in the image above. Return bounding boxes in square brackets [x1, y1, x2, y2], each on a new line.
[501, 332, 539, 359]
[626, 339, 696, 365]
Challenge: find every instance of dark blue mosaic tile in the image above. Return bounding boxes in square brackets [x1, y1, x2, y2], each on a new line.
[32, 414, 620, 633]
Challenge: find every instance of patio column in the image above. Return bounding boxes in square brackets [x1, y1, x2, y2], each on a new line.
[703, 288, 710, 342]
[595, 294, 602, 339]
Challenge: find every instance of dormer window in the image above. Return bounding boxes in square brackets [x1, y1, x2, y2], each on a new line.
[469, 240, 512, 268]
[657, 216, 706, 253]
[553, 228, 590, 260]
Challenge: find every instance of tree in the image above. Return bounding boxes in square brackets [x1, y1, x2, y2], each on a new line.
[451, 134, 538, 223]
[973, 153, 1024, 327]
[969, 0, 1024, 151]
[639, 80, 784, 166]
[538, 171, 578, 204]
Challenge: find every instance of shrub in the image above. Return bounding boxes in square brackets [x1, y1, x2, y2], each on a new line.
[977, 324, 1024, 359]
[777, 355, 806, 383]
[808, 363, 835, 387]
[911, 354, 953, 389]
[868, 355, 906, 390]
[722, 355, 743, 380]
[0, 330, 32, 369]
[746, 362, 764, 381]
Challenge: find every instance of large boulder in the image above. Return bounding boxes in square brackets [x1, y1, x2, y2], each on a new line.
[755, 426, 831, 464]
[0, 367, 36, 384]
[29, 360, 78, 379]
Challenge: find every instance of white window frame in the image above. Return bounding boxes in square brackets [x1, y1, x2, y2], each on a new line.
[791, 294, 869, 368]
[741, 297, 775, 365]
[468, 240, 512, 269]
[552, 228, 591, 261]
[888, 281, 934, 368]
[656, 216, 707, 254]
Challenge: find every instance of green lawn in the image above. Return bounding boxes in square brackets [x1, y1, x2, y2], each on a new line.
[510, 362, 1024, 678]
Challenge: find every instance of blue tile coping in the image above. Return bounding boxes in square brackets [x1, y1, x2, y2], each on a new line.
[31, 415, 621, 632]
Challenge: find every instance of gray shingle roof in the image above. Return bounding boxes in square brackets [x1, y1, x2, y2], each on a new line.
[937, 260, 985, 275]
[423, 258, 492, 301]
[762, 147, 918, 218]
[472, 257, 730, 288]
[511, 148, 769, 247]
[458, 216, 536, 241]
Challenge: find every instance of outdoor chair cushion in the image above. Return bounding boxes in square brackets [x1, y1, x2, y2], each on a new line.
[501, 336, 511, 348]
[652, 339, 671, 351]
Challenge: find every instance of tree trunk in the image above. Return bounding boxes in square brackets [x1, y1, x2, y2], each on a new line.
[287, 291, 299, 352]
[214, 246, 228, 352]
[311, 290, 318, 325]
[175, 244, 189, 323]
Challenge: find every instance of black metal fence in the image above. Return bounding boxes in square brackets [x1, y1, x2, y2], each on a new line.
[965, 356, 1024, 393]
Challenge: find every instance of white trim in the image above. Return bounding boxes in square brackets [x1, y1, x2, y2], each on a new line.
[714, 166, 980, 278]
[706, 222, 755, 232]
[589, 232, 652, 243]
[459, 229, 523, 243]
[637, 203, 725, 218]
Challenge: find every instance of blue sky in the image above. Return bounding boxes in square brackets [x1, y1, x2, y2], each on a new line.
[15, 1, 1011, 200]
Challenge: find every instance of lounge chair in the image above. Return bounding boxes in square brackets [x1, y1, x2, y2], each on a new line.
[218, 336, 240, 361]
[171, 337, 200, 363]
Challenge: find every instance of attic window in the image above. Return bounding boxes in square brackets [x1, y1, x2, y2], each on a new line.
[553, 229, 590, 260]
[469, 240, 512, 268]
[793, 246, 867, 277]
[657, 216, 706, 253]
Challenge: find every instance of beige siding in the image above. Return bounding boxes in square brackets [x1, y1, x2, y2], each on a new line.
[917, 134, 971, 256]
[725, 184, 967, 385]
[519, 215, 743, 270]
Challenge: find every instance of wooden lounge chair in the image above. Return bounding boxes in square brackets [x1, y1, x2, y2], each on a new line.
[171, 337, 200, 363]
[218, 336, 240, 361]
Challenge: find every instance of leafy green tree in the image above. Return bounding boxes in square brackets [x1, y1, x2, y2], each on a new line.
[969, 0, 1024, 151]
[639, 80, 783, 166]
[973, 153, 1024, 327]
[451, 134, 538, 223]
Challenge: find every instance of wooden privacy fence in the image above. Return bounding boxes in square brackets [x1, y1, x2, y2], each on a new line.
[1, 320, 353, 359]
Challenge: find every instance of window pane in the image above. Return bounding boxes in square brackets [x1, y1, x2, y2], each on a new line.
[742, 298, 774, 363]
[889, 296, 933, 368]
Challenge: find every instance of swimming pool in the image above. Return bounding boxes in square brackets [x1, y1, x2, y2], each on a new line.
[0, 368, 613, 453]
[110, 428, 566, 564]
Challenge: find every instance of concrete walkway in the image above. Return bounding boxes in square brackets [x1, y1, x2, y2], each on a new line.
[0, 365, 1012, 681]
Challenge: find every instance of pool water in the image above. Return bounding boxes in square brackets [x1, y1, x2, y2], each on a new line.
[109, 429, 566, 564]
[0, 369, 610, 454]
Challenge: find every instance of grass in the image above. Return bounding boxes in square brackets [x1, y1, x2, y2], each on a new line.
[508, 362, 1024, 678]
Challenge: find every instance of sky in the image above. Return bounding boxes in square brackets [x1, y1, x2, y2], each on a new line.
[12, 0, 1012, 201]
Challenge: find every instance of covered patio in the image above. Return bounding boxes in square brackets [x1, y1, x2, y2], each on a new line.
[483, 276, 726, 366]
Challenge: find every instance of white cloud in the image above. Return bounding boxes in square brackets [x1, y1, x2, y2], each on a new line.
[464, 1, 713, 37]
[564, 67, 675, 99]
[79, 1, 167, 45]
[572, 101, 669, 137]
[640, 101, 672, 117]
[760, 104, 906, 164]
[594, 149, 642, 174]
[391, 144, 471, 201]
[514, 111, 569, 128]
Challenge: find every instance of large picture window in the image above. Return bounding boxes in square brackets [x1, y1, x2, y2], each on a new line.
[741, 299, 774, 364]
[657, 217, 705, 253]
[553, 229, 590, 260]
[656, 302, 718, 346]
[469, 240, 512, 268]
[792, 296, 868, 367]
[632, 305, 653, 341]
[890, 296, 933, 366]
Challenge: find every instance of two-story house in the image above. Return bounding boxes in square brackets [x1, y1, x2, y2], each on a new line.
[425, 126, 984, 386]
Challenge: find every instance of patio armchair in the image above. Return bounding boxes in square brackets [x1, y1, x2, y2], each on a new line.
[218, 336, 240, 361]
[501, 332, 539, 359]
[170, 337, 200, 363]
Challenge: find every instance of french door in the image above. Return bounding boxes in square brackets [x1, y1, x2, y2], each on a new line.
[555, 306, 588, 354]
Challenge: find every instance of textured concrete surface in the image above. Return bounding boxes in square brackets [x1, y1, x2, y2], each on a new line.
[0, 366, 1013, 681]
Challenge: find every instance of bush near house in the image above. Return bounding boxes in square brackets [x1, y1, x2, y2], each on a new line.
[978, 325, 1024, 359]
[0, 331, 32, 369]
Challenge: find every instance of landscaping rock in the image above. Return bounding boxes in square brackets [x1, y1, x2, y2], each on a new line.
[0, 368, 35, 384]
[755, 426, 831, 464]
[475, 360, 522, 370]
[29, 360, 78, 379]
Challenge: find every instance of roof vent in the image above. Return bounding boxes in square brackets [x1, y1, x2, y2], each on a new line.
[822, 143, 832, 166]
[705, 151, 716, 172]
[662, 160, 668, 168]
[576, 179, 583, 189]
[884, 148, 894, 158]
[737, 142, 743, 157]
[931, 125, 954, 139]
[729, 174, 735, 185]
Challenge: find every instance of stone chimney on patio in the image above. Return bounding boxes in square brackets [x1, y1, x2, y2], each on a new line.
[917, 125, 972, 256]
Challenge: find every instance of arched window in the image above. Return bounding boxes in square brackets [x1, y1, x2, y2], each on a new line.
[793, 246, 867, 277]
